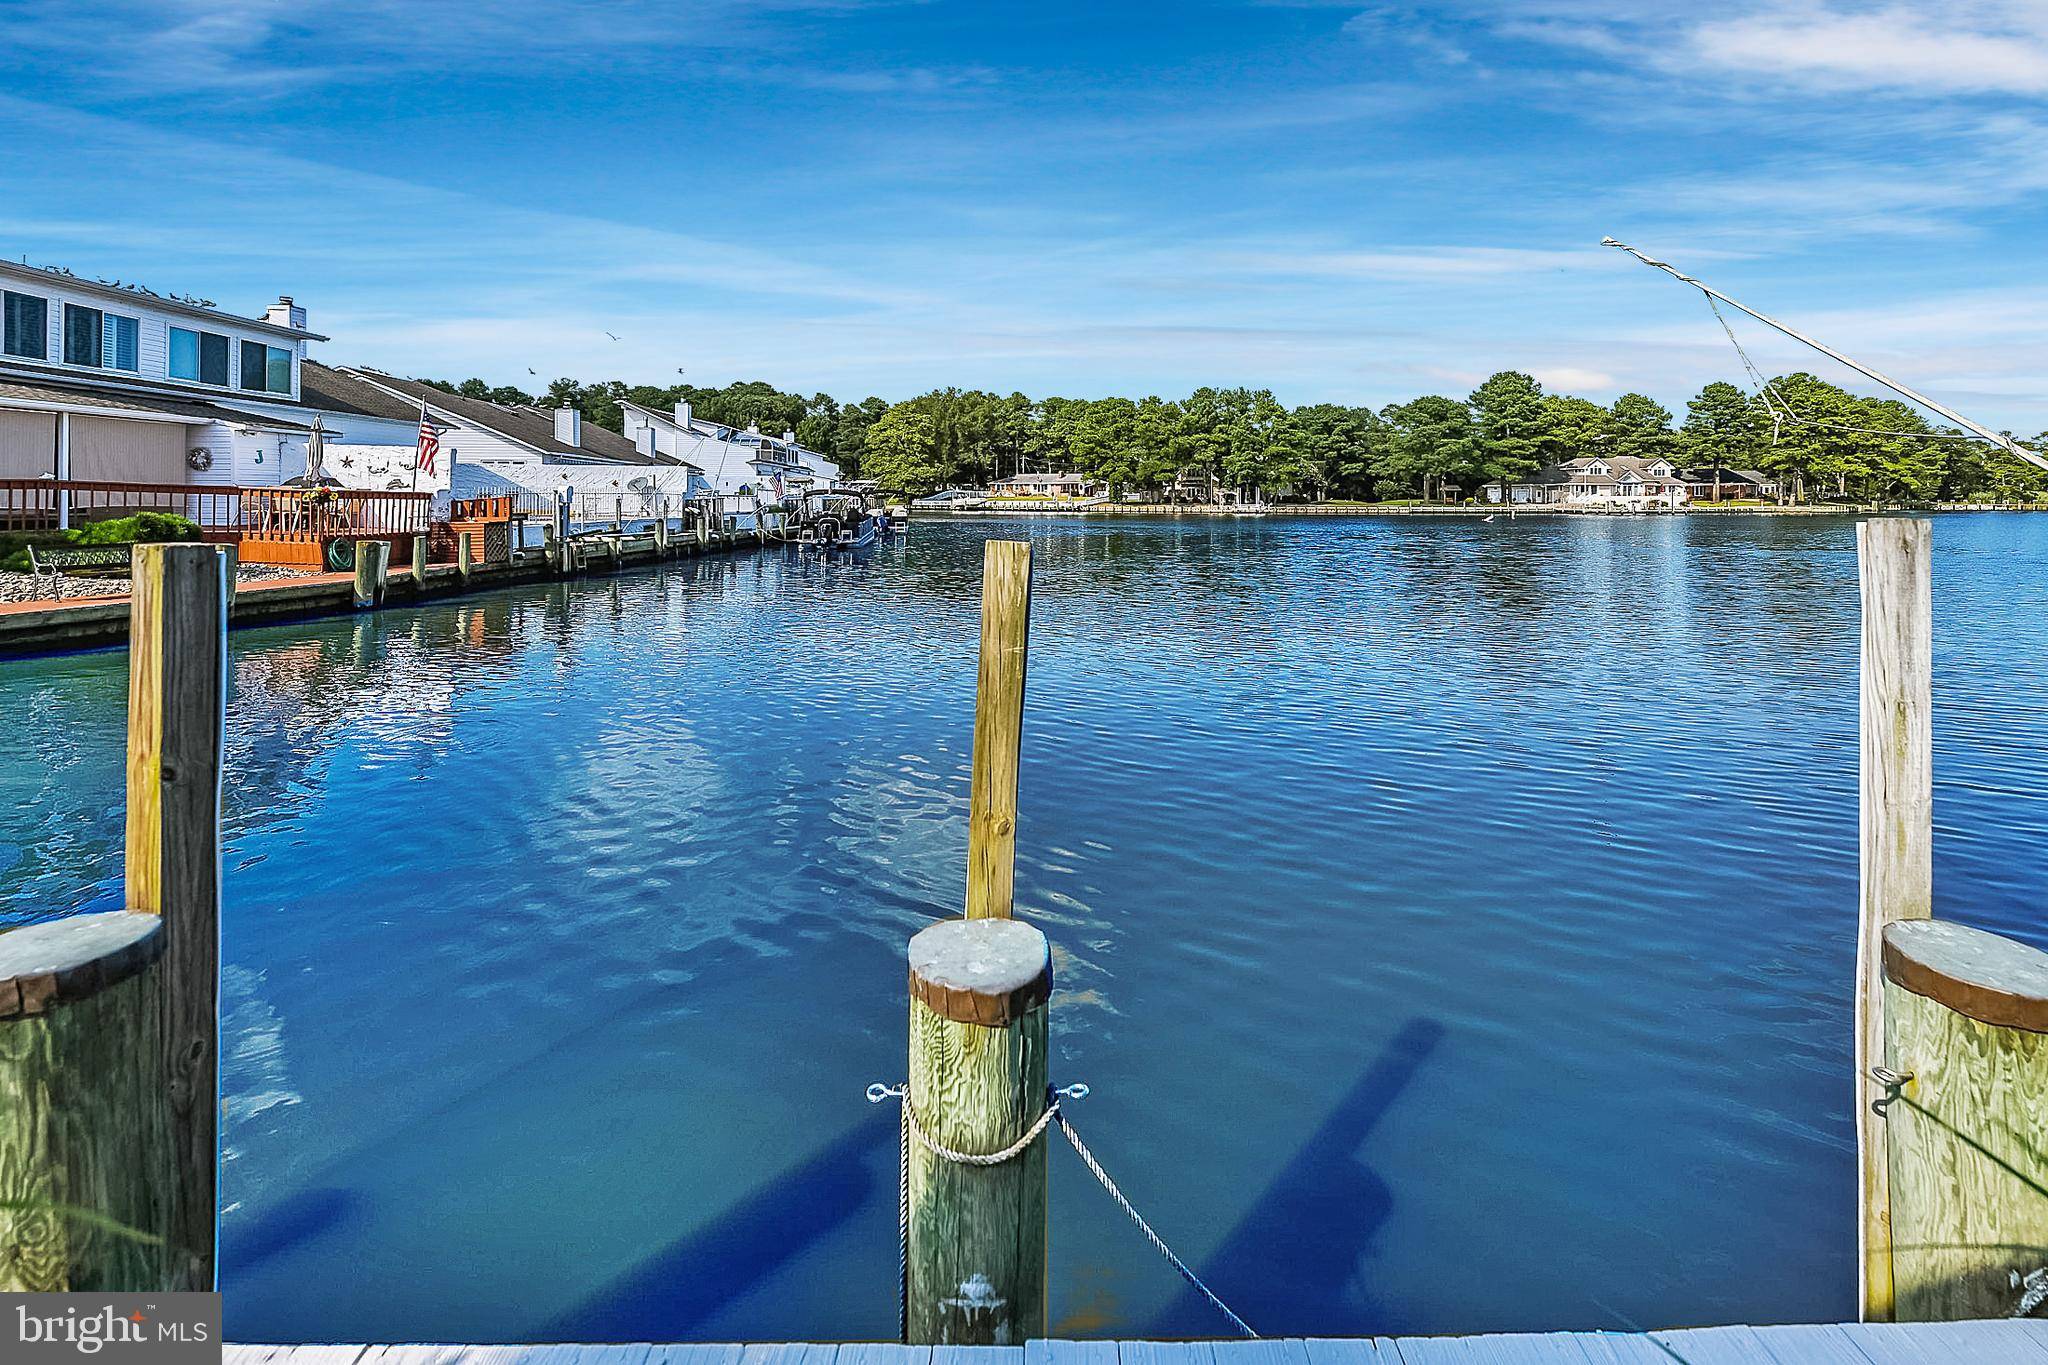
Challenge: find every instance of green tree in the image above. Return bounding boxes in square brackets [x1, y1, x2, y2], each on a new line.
[1681, 382, 1768, 498]
[1469, 371, 1554, 500]
[861, 408, 947, 497]
[1542, 395, 1612, 458]
[1376, 395, 1475, 501]
[1607, 392, 1676, 460]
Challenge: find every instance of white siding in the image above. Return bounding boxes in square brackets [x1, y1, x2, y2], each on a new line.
[0, 273, 304, 401]
[184, 423, 239, 488]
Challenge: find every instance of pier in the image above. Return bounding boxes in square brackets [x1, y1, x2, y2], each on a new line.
[0, 494, 765, 656]
[229, 1324, 2048, 1363]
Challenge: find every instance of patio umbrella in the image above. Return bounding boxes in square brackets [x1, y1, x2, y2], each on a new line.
[305, 416, 328, 482]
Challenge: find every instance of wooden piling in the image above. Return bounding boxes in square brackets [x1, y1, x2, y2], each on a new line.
[458, 531, 474, 580]
[0, 913, 174, 1291]
[123, 542, 227, 1290]
[411, 532, 428, 581]
[1881, 919, 2048, 1319]
[352, 539, 389, 609]
[905, 916, 1051, 1345]
[966, 540, 1033, 921]
[655, 499, 669, 554]
[1856, 516, 1933, 1322]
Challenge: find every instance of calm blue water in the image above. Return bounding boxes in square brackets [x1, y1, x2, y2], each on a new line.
[5, 514, 2048, 1343]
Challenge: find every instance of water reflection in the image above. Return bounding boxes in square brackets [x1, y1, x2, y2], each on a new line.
[3, 515, 2048, 1341]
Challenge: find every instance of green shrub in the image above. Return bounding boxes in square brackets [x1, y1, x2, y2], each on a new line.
[0, 512, 200, 573]
[73, 511, 199, 547]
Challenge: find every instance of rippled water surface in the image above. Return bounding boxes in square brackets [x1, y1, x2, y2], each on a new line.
[6, 514, 2048, 1343]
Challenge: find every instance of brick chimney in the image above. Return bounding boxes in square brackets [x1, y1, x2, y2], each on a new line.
[264, 296, 308, 331]
[554, 407, 581, 447]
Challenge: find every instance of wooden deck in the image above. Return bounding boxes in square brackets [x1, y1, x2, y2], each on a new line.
[228, 1322, 2048, 1365]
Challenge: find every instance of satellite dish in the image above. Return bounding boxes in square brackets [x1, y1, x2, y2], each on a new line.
[627, 475, 657, 494]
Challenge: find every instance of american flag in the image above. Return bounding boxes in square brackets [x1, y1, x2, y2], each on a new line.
[415, 399, 439, 476]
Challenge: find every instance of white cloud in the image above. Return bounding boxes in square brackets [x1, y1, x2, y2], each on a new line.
[1688, 5, 2048, 97]
[1494, 1, 2048, 99]
[1530, 366, 1616, 391]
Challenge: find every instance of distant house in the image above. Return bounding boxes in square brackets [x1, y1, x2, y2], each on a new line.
[1683, 467, 1781, 502]
[992, 472, 1103, 498]
[0, 259, 326, 486]
[340, 372, 710, 517]
[619, 399, 837, 502]
[1490, 455, 1784, 507]
[1488, 455, 1692, 508]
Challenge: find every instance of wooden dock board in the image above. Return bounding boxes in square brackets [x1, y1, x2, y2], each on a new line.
[225, 1324, 2048, 1365]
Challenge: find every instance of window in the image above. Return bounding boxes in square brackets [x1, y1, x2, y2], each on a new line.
[64, 304, 101, 366]
[3, 291, 47, 359]
[104, 314, 138, 371]
[239, 339, 292, 393]
[170, 327, 229, 386]
[58, 306, 137, 370]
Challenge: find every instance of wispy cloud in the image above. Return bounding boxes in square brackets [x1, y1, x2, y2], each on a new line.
[1493, 1, 2048, 100]
[0, 0, 948, 97]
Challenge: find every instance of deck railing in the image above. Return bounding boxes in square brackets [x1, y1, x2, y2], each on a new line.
[0, 479, 428, 539]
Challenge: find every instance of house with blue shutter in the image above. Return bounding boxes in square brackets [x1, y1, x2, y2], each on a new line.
[0, 257, 326, 486]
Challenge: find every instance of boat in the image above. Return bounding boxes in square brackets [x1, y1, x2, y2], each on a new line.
[914, 487, 987, 511]
[792, 487, 881, 551]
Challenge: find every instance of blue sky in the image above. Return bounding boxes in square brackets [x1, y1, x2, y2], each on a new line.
[2, 1, 2043, 430]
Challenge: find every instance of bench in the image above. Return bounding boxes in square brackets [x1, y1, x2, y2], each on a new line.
[27, 543, 134, 583]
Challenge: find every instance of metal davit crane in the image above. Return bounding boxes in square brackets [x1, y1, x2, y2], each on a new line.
[1602, 237, 2048, 473]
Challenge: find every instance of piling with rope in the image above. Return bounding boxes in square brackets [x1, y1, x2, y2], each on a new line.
[1856, 517, 1932, 1321]
[903, 916, 1051, 1345]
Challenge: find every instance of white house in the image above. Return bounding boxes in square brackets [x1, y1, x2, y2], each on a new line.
[340, 371, 711, 531]
[992, 472, 1104, 499]
[620, 399, 837, 503]
[1488, 455, 1692, 508]
[0, 258, 326, 486]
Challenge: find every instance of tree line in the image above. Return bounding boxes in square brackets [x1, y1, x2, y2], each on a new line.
[421, 371, 2048, 504]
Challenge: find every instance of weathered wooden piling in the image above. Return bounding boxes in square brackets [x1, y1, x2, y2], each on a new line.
[905, 916, 1051, 1345]
[1880, 919, 2048, 1320]
[0, 912, 174, 1291]
[125, 542, 227, 1289]
[1856, 517, 1932, 1321]
[966, 540, 1032, 921]
[458, 530, 474, 580]
[411, 532, 428, 581]
[353, 538, 390, 609]
[655, 499, 670, 554]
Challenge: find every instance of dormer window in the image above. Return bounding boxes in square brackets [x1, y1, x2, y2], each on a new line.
[3, 291, 46, 360]
[239, 339, 292, 394]
[63, 304, 139, 371]
[169, 326, 230, 387]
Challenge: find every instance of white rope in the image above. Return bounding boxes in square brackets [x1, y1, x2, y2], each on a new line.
[867, 1081, 1258, 1339]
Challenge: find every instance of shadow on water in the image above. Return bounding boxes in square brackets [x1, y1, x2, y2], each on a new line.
[539, 1109, 893, 1340]
[220, 1187, 361, 1277]
[1152, 1017, 1445, 1337]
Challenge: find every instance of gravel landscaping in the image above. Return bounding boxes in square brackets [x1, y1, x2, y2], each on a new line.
[0, 563, 325, 605]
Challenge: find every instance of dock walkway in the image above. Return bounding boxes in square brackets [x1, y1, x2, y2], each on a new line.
[229, 1322, 2048, 1365]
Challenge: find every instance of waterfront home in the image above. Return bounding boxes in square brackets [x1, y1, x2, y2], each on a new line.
[343, 372, 712, 524]
[992, 471, 1105, 499]
[0, 259, 325, 485]
[620, 399, 837, 502]
[1489, 456, 1784, 508]
[1683, 466, 1782, 502]
[1488, 455, 1691, 508]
